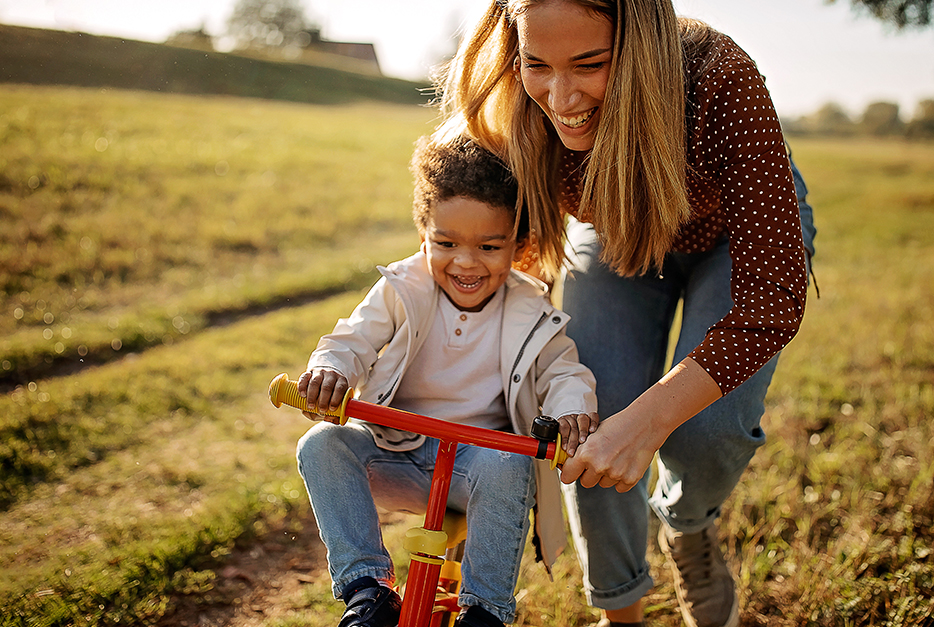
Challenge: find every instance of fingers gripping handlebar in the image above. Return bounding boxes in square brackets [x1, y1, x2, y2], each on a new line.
[268, 372, 353, 424]
[268, 373, 567, 469]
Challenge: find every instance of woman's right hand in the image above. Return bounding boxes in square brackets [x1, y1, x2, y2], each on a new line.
[560, 358, 722, 492]
[298, 368, 349, 424]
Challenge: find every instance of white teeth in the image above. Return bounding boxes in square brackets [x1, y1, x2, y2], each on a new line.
[454, 276, 482, 288]
[557, 107, 596, 129]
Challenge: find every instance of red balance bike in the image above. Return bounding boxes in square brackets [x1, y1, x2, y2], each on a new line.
[268, 373, 567, 627]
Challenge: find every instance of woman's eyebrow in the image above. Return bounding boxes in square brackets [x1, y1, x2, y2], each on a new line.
[521, 47, 612, 62]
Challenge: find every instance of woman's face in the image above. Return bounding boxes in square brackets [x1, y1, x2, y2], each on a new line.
[516, 0, 613, 151]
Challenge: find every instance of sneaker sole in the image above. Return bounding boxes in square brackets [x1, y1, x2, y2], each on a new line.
[679, 599, 738, 627]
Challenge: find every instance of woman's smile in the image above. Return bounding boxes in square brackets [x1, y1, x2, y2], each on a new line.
[556, 107, 599, 129]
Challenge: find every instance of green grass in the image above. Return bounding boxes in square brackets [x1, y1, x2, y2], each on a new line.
[0, 289, 369, 625]
[718, 137, 934, 626]
[0, 86, 932, 626]
[0, 84, 429, 388]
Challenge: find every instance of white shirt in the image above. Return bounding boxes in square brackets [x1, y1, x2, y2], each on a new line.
[392, 287, 509, 430]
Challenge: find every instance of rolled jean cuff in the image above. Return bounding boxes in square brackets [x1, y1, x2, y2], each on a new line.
[649, 498, 721, 535]
[586, 564, 654, 611]
[459, 592, 514, 624]
[332, 567, 394, 600]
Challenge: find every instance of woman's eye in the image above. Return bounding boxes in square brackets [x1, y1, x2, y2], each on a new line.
[579, 62, 606, 71]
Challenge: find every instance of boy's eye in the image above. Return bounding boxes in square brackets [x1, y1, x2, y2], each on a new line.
[480, 244, 501, 251]
[436, 241, 455, 248]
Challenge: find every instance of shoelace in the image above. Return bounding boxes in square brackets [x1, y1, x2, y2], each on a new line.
[670, 532, 715, 586]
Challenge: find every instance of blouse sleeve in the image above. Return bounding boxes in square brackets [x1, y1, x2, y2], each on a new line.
[686, 40, 808, 395]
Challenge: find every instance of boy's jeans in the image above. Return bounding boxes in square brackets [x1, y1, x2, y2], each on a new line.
[296, 421, 535, 623]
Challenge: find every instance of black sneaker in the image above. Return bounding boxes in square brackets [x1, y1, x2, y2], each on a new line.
[338, 584, 402, 627]
[453, 605, 506, 627]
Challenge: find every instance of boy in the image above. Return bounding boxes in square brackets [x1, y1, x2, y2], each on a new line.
[295, 136, 598, 627]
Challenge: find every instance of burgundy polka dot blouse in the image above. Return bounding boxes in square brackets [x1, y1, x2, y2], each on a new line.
[562, 34, 808, 395]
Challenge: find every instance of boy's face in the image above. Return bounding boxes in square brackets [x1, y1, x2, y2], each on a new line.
[421, 196, 521, 312]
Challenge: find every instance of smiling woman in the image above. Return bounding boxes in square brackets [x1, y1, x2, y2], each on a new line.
[433, 2, 814, 626]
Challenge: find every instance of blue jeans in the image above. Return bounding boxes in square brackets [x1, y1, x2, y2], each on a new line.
[296, 421, 535, 623]
[559, 158, 815, 610]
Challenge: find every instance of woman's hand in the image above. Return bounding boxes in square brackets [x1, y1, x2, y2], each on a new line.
[298, 368, 349, 424]
[559, 404, 663, 492]
[560, 358, 722, 492]
[556, 412, 600, 456]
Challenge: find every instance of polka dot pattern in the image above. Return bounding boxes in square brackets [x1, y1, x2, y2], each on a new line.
[563, 34, 808, 395]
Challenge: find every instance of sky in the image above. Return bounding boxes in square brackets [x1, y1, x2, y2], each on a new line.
[1, 0, 932, 118]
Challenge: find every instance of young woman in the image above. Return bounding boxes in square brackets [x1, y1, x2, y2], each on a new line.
[433, 2, 815, 626]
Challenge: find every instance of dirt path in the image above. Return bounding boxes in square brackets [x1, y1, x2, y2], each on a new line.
[155, 511, 329, 627]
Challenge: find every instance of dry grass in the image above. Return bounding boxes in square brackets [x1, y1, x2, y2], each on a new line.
[1, 86, 932, 626]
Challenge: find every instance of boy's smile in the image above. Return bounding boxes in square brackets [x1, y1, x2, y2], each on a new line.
[421, 196, 520, 312]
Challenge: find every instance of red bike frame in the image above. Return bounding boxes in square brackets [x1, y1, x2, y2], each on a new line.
[269, 373, 565, 627]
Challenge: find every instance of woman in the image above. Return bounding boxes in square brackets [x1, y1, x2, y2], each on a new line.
[433, 2, 814, 627]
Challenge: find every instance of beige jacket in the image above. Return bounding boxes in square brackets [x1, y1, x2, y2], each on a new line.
[307, 252, 598, 571]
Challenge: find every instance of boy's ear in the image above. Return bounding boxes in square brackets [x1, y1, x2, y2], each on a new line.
[419, 234, 427, 254]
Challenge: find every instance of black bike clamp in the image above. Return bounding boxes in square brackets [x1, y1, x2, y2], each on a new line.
[530, 415, 559, 459]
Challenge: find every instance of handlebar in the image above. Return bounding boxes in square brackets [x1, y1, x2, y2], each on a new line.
[268, 373, 567, 469]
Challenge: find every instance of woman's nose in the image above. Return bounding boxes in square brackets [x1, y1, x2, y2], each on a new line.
[548, 73, 581, 112]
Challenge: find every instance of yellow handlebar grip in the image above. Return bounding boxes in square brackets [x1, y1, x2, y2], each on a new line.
[551, 433, 567, 470]
[268, 373, 306, 410]
[268, 373, 353, 425]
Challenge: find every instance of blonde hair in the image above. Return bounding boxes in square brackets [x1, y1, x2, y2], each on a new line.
[435, 0, 708, 279]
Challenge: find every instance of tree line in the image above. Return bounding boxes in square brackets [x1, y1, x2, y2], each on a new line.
[783, 99, 934, 138]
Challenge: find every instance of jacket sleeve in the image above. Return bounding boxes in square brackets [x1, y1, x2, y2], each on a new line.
[306, 277, 401, 390]
[533, 325, 598, 419]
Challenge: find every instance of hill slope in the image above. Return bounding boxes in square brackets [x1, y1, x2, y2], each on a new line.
[0, 24, 431, 105]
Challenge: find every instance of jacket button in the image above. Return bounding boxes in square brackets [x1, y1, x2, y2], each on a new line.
[552, 316, 561, 324]
[513, 374, 521, 383]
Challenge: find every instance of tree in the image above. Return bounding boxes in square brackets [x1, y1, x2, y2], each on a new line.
[226, 0, 314, 51]
[826, 0, 932, 28]
[802, 102, 856, 135]
[906, 99, 934, 138]
[859, 102, 904, 135]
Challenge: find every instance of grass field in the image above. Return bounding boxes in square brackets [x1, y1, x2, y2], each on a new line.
[1, 86, 932, 626]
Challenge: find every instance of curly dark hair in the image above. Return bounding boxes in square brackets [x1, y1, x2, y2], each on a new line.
[410, 135, 529, 242]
